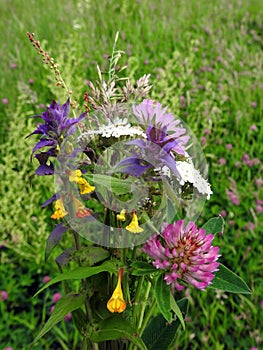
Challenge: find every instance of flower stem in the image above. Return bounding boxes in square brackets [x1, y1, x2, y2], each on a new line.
[132, 276, 144, 323]
[138, 299, 157, 337]
[137, 280, 151, 331]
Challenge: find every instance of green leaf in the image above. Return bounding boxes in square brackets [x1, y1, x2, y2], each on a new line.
[72, 246, 110, 266]
[131, 261, 160, 276]
[155, 275, 172, 322]
[142, 298, 188, 350]
[209, 263, 251, 294]
[170, 294, 185, 330]
[85, 174, 134, 195]
[202, 216, 224, 235]
[71, 308, 88, 336]
[32, 293, 86, 345]
[90, 315, 147, 350]
[34, 259, 120, 297]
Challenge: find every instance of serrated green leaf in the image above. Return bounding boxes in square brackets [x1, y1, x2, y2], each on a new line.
[90, 315, 147, 350]
[202, 216, 224, 235]
[142, 298, 188, 350]
[155, 275, 172, 322]
[33, 259, 120, 297]
[209, 263, 251, 294]
[131, 261, 160, 276]
[170, 294, 185, 330]
[32, 293, 86, 345]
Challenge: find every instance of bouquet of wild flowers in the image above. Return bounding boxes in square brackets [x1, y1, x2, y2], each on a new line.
[27, 32, 250, 350]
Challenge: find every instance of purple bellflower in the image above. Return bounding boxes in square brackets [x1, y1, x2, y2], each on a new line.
[28, 99, 85, 175]
[132, 99, 190, 149]
[112, 125, 184, 179]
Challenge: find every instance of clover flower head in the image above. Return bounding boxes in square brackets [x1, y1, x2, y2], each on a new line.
[143, 219, 220, 290]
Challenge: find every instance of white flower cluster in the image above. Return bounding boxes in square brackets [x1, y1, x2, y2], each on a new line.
[176, 155, 213, 200]
[78, 118, 145, 142]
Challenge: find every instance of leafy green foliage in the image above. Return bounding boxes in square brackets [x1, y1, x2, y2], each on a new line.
[155, 275, 172, 322]
[90, 315, 147, 350]
[142, 298, 188, 350]
[34, 259, 121, 297]
[32, 293, 86, 346]
[202, 216, 225, 235]
[209, 264, 251, 294]
[131, 261, 160, 276]
[1, 0, 263, 349]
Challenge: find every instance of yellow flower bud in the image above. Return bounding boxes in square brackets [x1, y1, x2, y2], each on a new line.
[116, 209, 126, 222]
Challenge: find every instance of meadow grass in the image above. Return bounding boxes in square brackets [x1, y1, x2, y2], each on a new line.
[0, 0, 263, 349]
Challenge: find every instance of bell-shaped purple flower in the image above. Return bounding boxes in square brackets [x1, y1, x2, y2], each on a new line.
[133, 99, 190, 151]
[27, 99, 86, 175]
[112, 125, 183, 179]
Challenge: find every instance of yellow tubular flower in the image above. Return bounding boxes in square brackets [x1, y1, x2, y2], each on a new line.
[69, 170, 95, 194]
[116, 209, 126, 221]
[77, 178, 95, 195]
[126, 212, 144, 234]
[69, 170, 82, 182]
[107, 268, 126, 313]
[51, 198, 68, 219]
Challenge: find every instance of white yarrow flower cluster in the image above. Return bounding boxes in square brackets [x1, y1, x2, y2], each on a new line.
[78, 118, 145, 143]
[176, 155, 213, 199]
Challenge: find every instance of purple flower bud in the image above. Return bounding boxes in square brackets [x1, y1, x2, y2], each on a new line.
[251, 101, 257, 108]
[250, 124, 257, 131]
[42, 275, 51, 284]
[242, 153, 249, 163]
[52, 292, 62, 303]
[255, 178, 263, 187]
[50, 305, 56, 314]
[256, 205, 263, 214]
[226, 144, 233, 150]
[0, 290, 8, 301]
[220, 210, 227, 218]
[219, 158, 226, 165]
[179, 95, 186, 108]
[64, 313, 72, 321]
[2, 98, 8, 105]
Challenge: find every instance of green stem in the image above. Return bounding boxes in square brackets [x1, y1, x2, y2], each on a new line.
[120, 248, 131, 305]
[138, 299, 157, 337]
[132, 276, 144, 323]
[137, 280, 152, 331]
[81, 338, 99, 350]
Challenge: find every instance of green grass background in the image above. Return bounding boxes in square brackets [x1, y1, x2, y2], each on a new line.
[0, 0, 263, 349]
